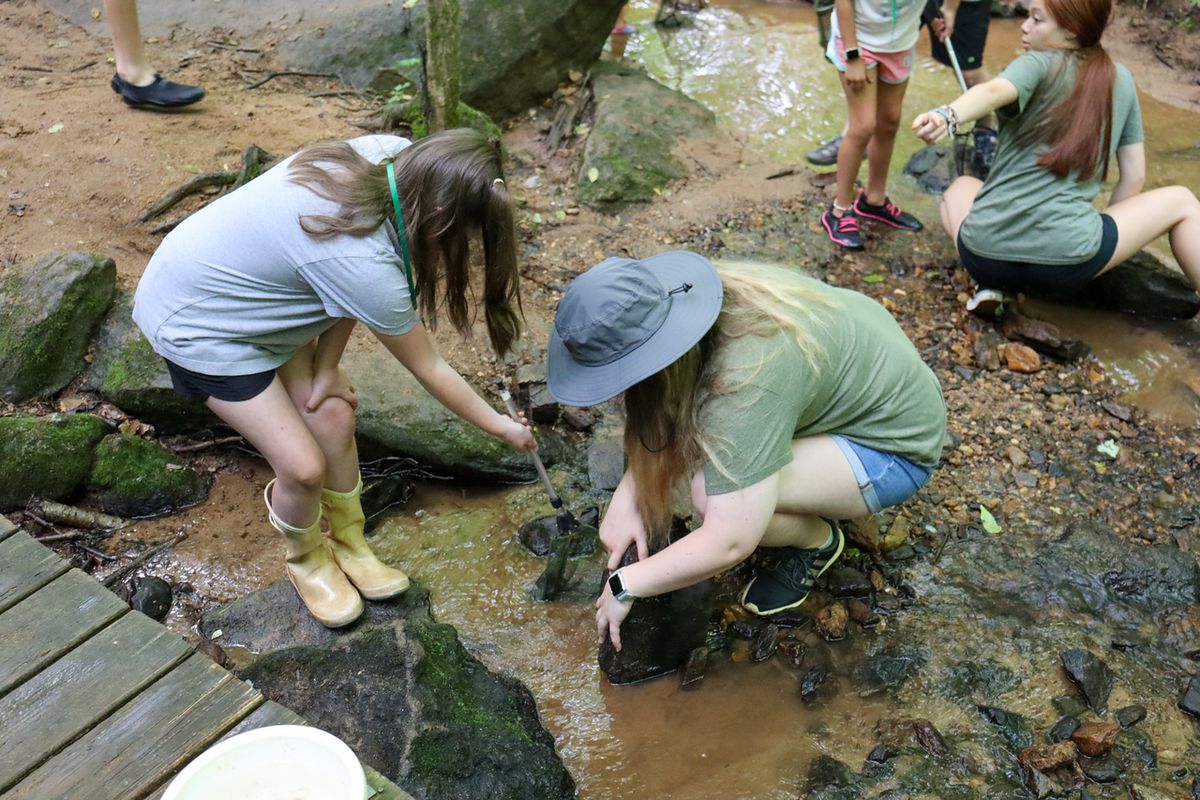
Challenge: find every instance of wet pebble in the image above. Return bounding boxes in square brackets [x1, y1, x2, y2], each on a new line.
[1022, 765, 1063, 798]
[1005, 445, 1029, 468]
[1071, 720, 1120, 757]
[814, 602, 848, 641]
[798, 664, 830, 704]
[776, 637, 805, 669]
[825, 566, 872, 598]
[130, 575, 172, 621]
[845, 598, 875, 626]
[1079, 754, 1121, 783]
[751, 623, 780, 662]
[729, 621, 757, 640]
[1177, 676, 1200, 718]
[1130, 784, 1178, 800]
[865, 743, 891, 764]
[885, 544, 916, 562]
[680, 646, 708, 690]
[1060, 648, 1114, 714]
[1018, 741, 1076, 772]
[1115, 703, 1147, 729]
[1047, 715, 1081, 743]
[911, 719, 945, 756]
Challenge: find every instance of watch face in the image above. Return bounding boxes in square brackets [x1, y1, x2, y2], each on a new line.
[608, 572, 624, 596]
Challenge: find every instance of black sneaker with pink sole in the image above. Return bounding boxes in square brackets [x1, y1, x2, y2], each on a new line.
[821, 206, 864, 250]
[853, 194, 923, 231]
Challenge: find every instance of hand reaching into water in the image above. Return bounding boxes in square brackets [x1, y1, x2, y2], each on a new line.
[596, 582, 633, 651]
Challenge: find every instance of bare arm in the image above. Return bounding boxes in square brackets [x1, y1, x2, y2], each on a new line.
[374, 324, 535, 451]
[1108, 143, 1146, 206]
[912, 77, 1019, 143]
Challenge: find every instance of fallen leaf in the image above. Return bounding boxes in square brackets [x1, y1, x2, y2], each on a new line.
[1096, 439, 1120, 459]
[863, 273, 885, 283]
[531, 212, 543, 224]
[587, 166, 599, 183]
[47, 123, 64, 134]
[979, 506, 1002, 534]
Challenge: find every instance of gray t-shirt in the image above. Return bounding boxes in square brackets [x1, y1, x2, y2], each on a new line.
[132, 135, 417, 375]
[959, 50, 1143, 265]
[700, 278, 947, 495]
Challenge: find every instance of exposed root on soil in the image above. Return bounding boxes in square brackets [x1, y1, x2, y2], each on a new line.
[137, 144, 278, 229]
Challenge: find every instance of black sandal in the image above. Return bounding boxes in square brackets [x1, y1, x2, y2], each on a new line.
[111, 73, 205, 109]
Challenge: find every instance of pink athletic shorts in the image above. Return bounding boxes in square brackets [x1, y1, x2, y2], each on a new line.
[829, 37, 916, 84]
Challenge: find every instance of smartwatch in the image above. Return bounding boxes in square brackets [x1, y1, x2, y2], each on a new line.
[608, 568, 637, 603]
[844, 47, 861, 62]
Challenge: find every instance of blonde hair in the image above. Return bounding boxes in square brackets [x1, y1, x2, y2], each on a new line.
[623, 259, 831, 545]
[287, 129, 522, 356]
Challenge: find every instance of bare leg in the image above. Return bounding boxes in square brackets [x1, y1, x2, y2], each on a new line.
[863, 79, 909, 205]
[276, 343, 361, 493]
[1100, 186, 1200, 290]
[691, 435, 869, 550]
[835, 70, 878, 209]
[103, 0, 155, 86]
[940, 175, 983, 242]
[205, 378, 326, 529]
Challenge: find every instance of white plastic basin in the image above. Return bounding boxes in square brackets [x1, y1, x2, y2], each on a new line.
[162, 724, 367, 800]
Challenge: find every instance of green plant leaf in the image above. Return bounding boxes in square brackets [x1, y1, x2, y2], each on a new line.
[554, 209, 566, 220]
[1096, 439, 1120, 459]
[47, 123, 64, 134]
[979, 506, 1002, 534]
[862, 274, 885, 283]
[531, 212, 543, 224]
[587, 167, 599, 183]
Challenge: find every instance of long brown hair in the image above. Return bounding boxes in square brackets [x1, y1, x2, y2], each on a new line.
[1036, 0, 1116, 182]
[288, 129, 522, 356]
[623, 260, 832, 546]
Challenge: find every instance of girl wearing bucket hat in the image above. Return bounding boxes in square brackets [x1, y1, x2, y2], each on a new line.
[133, 130, 535, 628]
[548, 252, 946, 649]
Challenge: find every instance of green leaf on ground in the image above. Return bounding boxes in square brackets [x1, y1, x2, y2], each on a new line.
[587, 167, 600, 183]
[979, 506, 1002, 534]
[863, 273, 885, 283]
[531, 212, 543, 225]
[47, 123, 64, 134]
[1096, 439, 1120, 459]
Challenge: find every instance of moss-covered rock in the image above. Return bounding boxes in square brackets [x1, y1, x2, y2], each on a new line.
[0, 413, 110, 510]
[83, 290, 216, 433]
[208, 581, 575, 800]
[86, 433, 211, 517]
[575, 62, 718, 212]
[0, 252, 116, 402]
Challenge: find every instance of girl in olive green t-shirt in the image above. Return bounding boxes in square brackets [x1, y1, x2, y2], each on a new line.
[911, 0, 1200, 306]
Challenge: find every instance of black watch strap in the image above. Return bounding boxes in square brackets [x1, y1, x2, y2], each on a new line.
[845, 47, 861, 62]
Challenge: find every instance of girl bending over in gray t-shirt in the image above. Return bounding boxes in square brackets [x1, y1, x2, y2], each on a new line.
[132, 129, 536, 628]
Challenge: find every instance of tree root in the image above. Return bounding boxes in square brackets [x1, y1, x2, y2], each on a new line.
[138, 143, 277, 225]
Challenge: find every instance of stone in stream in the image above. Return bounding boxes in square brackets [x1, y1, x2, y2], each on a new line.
[974, 326, 1005, 371]
[825, 566, 873, 598]
[852, 642, 926, 698]
[998, 312, 1089, 361]
[1177, 675, 1200, 718]
[910, 719, 945, 757]
[680, 646, 709, 690]
[799, 664, 832, 704]
[1131, 786, 1182, 800]
[803, 756, 863, 799]
[999, 342, 1042, 373]
[1074, 250, 1200, 320]
[1115, 703, 1147, 729]
[1078, 754, 1121, 783]
[1052, 693, 1089, 717]
[1021, 765, 1064, 799]
[976, 705, 1035, 750]
[1071, 720, 1120, 757]
[360, 472, 414, 532]
[751, 623, 780, 662]
[1047, 715, 1081, 743]
[586, 434, 625, 493]
[1060, 648, 1115, 714]
[1018, 741, 1077, 772]
[128, 575, 173, 622]
[86, 432, 212, 518]
[814, 602, 849, 641]
[775, 636, 805, 669]
[517, 508, 599, 558]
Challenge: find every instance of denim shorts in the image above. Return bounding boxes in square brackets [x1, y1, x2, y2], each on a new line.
[830, 435, 934, 513]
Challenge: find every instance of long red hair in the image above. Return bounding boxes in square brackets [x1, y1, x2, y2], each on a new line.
[1036, 0, 1116, 182]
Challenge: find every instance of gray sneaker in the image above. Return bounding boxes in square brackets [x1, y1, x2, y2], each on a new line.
[806, 135, 843, 167]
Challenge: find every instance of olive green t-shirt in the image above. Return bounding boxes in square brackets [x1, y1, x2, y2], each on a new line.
[699, 278, 946, 495]
[959, 50, 1143, 265]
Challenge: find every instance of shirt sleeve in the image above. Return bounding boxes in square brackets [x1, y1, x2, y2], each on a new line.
[1116, 68, 1144, 147]
[998, 51, 1051, 114]
[296, 255, 417, 336]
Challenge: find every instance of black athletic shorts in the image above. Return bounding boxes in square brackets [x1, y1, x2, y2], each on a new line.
[925, 0, 990, 72]
[164, 359, 275, 402]
[956, 214, 1119, 297]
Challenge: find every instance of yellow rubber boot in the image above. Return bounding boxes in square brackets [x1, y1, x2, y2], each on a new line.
[321, 476, 409, 600]
[265, 480, 363, 628]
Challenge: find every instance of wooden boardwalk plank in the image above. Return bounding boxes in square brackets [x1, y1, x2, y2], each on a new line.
[143, 701, 415, 800]
[0, 531, 70, 614]
[0, 612, 191, 793]
[7, 653, 263, 800]
[0, 515, 16, 542]
[0, 569, 129, 699]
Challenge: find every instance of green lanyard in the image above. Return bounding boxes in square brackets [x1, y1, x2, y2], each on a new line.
[386, 161, 418, 305]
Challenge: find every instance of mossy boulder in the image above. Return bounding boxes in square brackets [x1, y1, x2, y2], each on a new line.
[83, 290, 216, 433]
[576, 62, 719, 212]
[0, 252, 116, 402]
[343, 349, 576, 483]
[0, 413, 110, 510]
[86, 433, 211, 517]
[205, 581, 575, 800]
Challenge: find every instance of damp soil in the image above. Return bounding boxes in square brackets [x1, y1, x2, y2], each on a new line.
[3, 0, 1200, 797]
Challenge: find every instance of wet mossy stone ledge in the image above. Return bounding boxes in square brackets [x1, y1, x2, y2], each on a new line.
[86, 432, 211, 517]
[0, 413, 109, 510]
[200, 582, 576, 800]
[0, 251, 115, 402]
[576, 61, 720, 212]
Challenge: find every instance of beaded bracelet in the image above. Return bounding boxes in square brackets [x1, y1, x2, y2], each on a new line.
[930, 106, 952, 133]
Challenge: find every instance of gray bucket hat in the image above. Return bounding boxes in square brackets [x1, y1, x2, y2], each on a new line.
[547, 250, 723, 406]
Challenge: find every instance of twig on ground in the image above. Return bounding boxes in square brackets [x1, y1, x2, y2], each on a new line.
[17, 65, 53, 72]
[33, 530, 82, 543]
[139, 144, 277, 223]
[78, 543, 116, 561]
[244, 70, 339, 90]
[103, 531, 188, 588]
[766, 168, 797, 180]
[28, 499, 126, 530]
[170, 434, 244, 453]
[70, 61, 97, 72]
[149, 217, 185, 235]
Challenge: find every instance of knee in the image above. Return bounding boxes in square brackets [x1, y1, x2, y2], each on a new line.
[874, 111, 901, 137]
[278, 448, 327, 492]
[846, 115, 876, 144]
[306, 396, 356, 444]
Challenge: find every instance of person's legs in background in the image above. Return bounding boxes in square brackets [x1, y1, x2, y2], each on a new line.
[104, 0, 205, 109]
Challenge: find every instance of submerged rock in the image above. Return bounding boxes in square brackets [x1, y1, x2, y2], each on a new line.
[204, 581, 575, 800]
[1071, 720, 1120, 757]
[1060, 648, 1115, 714]
[0, 252, 115, 402]
[598, 574, 715, 684]
[1018, 741, 1076, 772]
[1047, 715, 1081, 743]
[1116, 703, 1147, 729]
[999, 312, 1089, 361]
[1075, 250, 1200, 320]
[1178, 676, 1200, 718]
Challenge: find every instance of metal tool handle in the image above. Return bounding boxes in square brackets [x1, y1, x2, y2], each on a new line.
[494, 380, 562, 507]
[943, 35, 969, 94]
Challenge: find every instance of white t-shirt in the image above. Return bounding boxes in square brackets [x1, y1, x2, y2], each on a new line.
[133, 135, 417, 375]
[829, 0, 924, 54]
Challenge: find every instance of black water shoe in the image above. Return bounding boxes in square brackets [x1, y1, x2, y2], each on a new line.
[821, 206, 864, 250]
[111, 73, 205, 109]
[805, 135, 843, 166]
[853, 194, 923, 231]
[741, 521, 845, 616]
